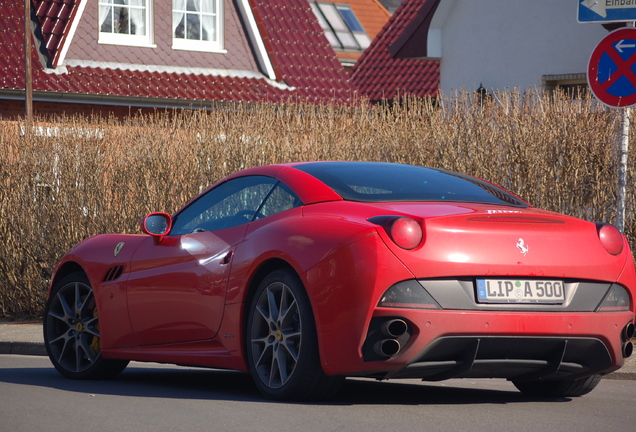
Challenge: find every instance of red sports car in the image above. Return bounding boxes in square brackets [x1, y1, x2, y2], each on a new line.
[44, 161, 636, 400]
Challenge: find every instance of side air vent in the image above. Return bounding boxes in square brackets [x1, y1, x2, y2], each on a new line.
[103, 265, 125, 282]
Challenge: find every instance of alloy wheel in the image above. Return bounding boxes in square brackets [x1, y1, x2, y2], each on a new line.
[249, 281, 302, 389]
[45, 280, 101, 374]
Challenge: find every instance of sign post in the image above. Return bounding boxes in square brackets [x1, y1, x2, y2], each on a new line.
[618, 106, 630, 233]
[588, 27, 636, 233]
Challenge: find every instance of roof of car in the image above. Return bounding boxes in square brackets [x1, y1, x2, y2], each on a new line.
[292, 162, 528, 206]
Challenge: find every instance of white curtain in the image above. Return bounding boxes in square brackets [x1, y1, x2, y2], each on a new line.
[99, 1, 111, 31]
[173, 0, 186, 38]
[200, 0, 217, 42]
[128, 0, 146, 36]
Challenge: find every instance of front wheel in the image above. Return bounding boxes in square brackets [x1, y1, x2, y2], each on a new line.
[512, 374, 602, 398]
[44, 272, 129, 379]
[246, 269, 343, 400]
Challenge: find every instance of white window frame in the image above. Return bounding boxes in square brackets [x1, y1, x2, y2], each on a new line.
[98, 0, 155, 48]
[172, 0, 225, 53]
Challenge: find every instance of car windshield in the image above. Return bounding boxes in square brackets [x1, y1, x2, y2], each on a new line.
[294, 162, 527, 207]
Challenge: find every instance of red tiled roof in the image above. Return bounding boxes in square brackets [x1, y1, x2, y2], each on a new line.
[350, 0, 439, 102]
[1, 0, 359, 108]
[249, 0, 354, 101]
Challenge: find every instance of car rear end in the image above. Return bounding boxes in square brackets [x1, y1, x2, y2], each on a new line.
[363, 204, 635, 386]
[292, 162, 636, 393]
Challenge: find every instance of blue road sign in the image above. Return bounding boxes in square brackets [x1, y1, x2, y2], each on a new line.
[579, 0, 636, 23]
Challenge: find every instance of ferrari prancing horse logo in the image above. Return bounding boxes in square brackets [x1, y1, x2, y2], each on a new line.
[516, 238, 529, 256]
[114, 242, 125, 257]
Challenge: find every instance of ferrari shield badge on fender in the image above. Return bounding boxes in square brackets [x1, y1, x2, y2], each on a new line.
[516, 238, 529, 256]
[114, 242, 125, 257]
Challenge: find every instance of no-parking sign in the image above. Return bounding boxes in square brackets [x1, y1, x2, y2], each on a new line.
[588, 27, 636, 107]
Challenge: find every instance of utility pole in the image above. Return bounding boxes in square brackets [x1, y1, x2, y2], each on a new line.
[24, 0, 33, 126]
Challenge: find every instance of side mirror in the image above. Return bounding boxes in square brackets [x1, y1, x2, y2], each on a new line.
[141, 213, 172, 237]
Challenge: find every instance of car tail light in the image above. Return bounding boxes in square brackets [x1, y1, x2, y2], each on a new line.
[596, 223, 623, 255]
[369, 216, 423, 250]
[596, 285, 631, 312]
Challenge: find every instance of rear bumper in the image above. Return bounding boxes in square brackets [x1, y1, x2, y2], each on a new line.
[324, 308, 634, 380]
[386, 335, 611, 381]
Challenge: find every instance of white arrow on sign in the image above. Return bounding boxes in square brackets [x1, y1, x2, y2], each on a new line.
[616, 39, 636, 53]
[581, 0, 636, 18]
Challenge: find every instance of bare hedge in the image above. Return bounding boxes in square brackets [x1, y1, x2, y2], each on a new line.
[0, 91, 633, 319]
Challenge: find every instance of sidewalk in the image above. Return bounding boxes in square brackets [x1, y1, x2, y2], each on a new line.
[1, 321, 635, 380]
[0, 321, 47, 356]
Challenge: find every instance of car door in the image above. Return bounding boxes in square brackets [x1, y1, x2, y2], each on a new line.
[126, 176, 278, 346]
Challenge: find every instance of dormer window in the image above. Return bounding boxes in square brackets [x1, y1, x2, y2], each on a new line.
[310, 2, 371, 52]
[99, 0, 155, 47]
[172, 0, 225, 53]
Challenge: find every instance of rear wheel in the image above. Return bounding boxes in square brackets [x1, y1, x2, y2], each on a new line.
[513, 374, 602, 398]
[44, 272, 129, 379]
[246, 269, 344, 400]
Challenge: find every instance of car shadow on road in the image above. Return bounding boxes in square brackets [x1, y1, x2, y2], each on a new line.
[332, 378, 571, 406]
[0, 364, 572, 405]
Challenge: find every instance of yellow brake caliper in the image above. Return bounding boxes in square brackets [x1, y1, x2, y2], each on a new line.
[90, 308, 100, 354]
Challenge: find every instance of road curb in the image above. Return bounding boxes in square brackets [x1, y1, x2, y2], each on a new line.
[604, 371, 636, 381]
[0, 341, 47, 356]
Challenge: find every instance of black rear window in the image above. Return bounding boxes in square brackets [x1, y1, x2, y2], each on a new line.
[294, 162, 527, 207]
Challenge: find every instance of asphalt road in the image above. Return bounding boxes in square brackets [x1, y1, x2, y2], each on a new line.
[2, 355, 636, 432]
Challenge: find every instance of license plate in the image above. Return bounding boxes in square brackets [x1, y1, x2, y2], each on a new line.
[476, 279, 565, 304]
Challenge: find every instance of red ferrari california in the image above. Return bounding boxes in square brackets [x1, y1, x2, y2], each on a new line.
[44, 161, 636, 400]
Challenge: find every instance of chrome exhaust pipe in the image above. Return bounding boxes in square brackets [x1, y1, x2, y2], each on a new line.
[623, 341, 633, 358]
[373, 339, 401, 357]
[623, 322, 635, 341]
[380, 319, 408, 338]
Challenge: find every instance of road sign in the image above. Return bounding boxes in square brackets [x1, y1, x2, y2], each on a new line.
[588, 27, 636, 107]
[579, 0, 636, 23]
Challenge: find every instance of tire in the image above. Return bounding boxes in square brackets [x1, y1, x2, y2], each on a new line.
[513, 374, 602, 398]
[43, 272, 129, 379]
[246, 269, 344, 401]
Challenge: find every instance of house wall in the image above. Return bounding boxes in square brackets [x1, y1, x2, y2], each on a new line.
[65, 0, 260, 72]
[437, 0, 609, 94]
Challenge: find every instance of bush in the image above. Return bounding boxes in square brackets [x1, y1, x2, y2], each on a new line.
[0, 91, 633, 319]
